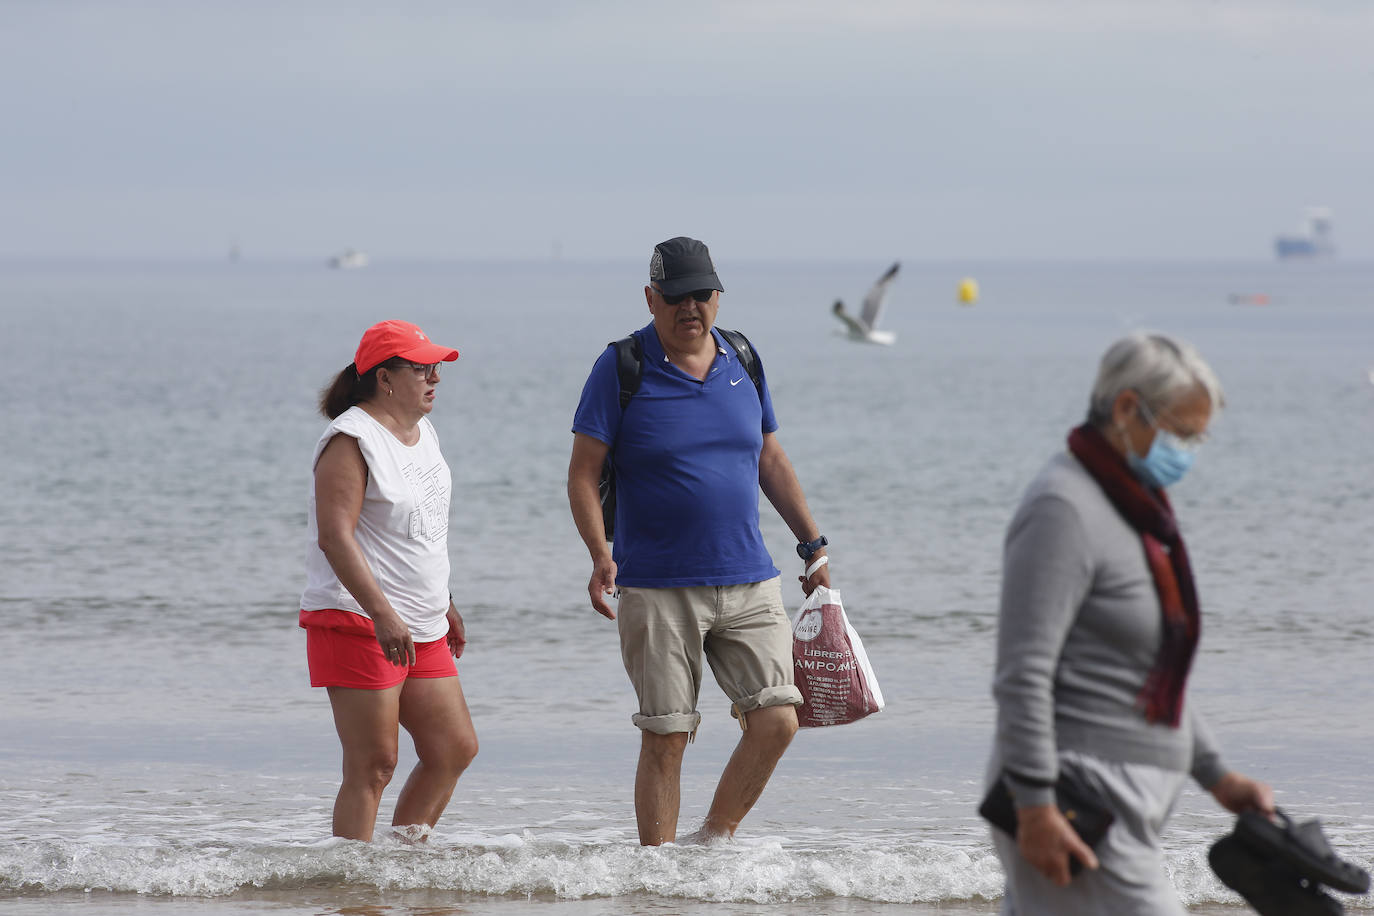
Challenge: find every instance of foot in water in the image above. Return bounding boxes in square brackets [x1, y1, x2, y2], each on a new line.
[678, 826, 735, 846]
[389, 823, 433, 844]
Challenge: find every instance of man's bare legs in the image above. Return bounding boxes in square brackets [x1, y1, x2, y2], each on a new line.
[700, 705, 798, 841]
[635, 730, 690, 845]
[633, 704, 798, 846]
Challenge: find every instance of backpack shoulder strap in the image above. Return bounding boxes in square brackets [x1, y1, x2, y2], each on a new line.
[717, 328, 763, 400]
[609, 334, 644, 410]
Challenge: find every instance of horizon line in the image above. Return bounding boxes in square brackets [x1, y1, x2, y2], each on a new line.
[0, 253, 1359, 266]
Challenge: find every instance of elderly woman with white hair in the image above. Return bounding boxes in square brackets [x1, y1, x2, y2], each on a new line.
[986, 332, 1274, 914]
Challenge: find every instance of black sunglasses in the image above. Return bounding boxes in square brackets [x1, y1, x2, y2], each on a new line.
[656, 287, 715, 306]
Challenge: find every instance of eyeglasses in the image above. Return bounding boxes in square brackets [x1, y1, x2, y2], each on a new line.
[654, 286, 715, 306]
[405, 362, 440, 377]
[1136, 398, 1208, 446]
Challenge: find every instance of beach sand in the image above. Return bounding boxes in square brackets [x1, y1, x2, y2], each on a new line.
[1, 888, 1254, 914]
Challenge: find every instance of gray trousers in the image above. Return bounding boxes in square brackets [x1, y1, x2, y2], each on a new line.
[990, 750, 1191, 916]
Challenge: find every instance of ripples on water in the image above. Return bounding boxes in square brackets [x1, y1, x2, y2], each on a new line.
[3, 259, 1373, 912]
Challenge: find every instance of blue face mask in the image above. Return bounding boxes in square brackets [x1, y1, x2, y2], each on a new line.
[1127, 428, 1196, 489]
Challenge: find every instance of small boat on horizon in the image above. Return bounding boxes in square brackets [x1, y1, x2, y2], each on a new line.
[1275, 208, 1335, 259]
[327, 249, 369, 270]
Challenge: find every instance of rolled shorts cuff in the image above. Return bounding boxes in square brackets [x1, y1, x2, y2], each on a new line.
[632, 711, 703, 735]
[730, 685, 803, 719]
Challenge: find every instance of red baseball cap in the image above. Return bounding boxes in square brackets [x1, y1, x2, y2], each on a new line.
[354, 320, 460, 374]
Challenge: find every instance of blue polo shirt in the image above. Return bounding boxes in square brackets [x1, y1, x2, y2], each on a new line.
[572, 323, 781, 588]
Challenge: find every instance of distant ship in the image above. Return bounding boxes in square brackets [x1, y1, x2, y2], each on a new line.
[327, 249, 369, 269]
[1275, 208, 1335, 259]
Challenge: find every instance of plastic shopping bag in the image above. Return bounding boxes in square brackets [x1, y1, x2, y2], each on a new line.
[791, 585, 884, 727]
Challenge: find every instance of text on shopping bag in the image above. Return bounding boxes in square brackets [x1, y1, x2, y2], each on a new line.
[791, 586, 884, 728]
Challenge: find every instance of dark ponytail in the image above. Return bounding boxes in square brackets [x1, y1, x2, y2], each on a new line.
[320, 363, 374, 419]
[318, 358, 411, 419]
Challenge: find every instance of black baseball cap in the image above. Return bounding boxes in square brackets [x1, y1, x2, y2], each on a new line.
[648, 236, 724, 296]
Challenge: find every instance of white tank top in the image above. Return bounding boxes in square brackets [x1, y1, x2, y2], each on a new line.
[300, 406, 451, 642]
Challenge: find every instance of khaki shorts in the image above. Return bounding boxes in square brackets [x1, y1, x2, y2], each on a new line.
[616, 576, 802, 735]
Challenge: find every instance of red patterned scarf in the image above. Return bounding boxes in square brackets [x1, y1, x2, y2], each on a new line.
[1067, 424, 1200, 727]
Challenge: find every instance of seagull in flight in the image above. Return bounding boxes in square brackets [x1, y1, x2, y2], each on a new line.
[833, 262, 900, 345]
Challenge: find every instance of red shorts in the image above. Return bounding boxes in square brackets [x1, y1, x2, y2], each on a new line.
[300, 609, 457, 689]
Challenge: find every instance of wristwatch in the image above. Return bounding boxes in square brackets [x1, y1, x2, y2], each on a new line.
[796, 535, 829, 561]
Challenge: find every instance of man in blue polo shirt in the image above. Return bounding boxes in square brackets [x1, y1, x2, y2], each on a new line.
[567, 236, 832, 846]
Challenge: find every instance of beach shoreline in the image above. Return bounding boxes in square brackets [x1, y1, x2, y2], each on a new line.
[1, 887, 1266, 915]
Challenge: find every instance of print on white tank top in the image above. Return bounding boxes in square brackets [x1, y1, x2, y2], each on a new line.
[403, 458, 449, 544]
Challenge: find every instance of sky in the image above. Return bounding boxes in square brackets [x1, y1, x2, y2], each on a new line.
[3, 0, 1371, 261]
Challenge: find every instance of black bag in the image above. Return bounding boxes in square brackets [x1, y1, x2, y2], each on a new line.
[598, 329, 763, 540]
[979, 772, 1115, 876]
[597, 335, 643, 541]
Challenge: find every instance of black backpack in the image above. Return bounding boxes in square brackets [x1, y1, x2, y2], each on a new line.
[599, 328, 764, 541]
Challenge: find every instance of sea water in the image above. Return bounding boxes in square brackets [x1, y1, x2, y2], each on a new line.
[2, 257, 1372, 914]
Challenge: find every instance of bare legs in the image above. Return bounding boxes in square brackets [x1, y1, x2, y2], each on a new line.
[635, 731, 689, 845]
[634, 704, 798, 846]
[392, 676, 479, 829]
[327, 675, 478, 841]
[700, 704, 797, 840]
[329, 683, 402, 840]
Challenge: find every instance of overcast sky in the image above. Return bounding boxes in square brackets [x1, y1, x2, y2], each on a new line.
[3, 1, 1370, 260]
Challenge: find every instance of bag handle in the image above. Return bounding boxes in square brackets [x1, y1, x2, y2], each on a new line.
[805, 555, 829, 579]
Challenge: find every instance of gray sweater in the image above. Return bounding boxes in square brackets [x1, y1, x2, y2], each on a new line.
[993, 450, 1229, 808]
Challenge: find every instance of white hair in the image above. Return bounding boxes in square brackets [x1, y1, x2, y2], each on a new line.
[1087, 332, 1224, 426]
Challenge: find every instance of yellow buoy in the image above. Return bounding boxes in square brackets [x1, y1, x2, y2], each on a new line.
[957, 277, 979, 305]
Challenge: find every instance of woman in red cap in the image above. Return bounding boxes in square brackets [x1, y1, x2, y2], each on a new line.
[299, 320, 475, 841]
